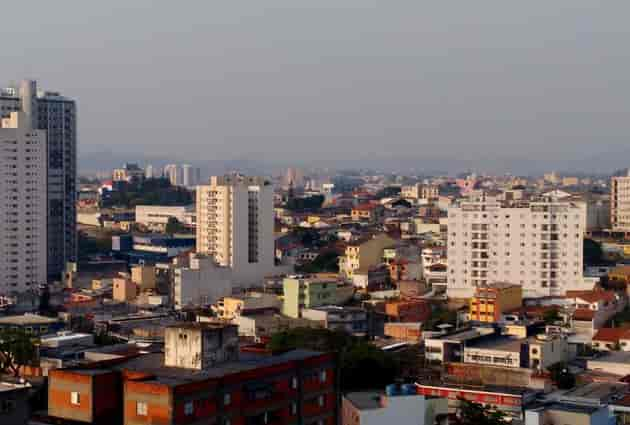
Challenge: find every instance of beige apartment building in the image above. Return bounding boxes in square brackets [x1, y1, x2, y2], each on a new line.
[0, 112, 47, 294]
[196, 175, 276, 286]
[448, 191, 588, 298]
[401, 183, 439, 201]
[611, 172, 630, 232]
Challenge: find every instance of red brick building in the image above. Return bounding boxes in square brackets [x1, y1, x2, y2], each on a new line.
[45, 323, 338, 425]
[384, 300, 431, 323]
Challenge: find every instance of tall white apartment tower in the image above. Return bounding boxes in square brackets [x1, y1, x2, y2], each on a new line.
[164, 164, 182, 186]
[447, 191, 587, 299]
[0, 112, 48, 294]
[182, 164, 200, 187]
[0, 80, 77, 280]
[611, 171, 630, 233]
[196, 175, 275, 285]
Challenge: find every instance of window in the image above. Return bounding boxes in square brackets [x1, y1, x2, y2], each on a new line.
[291, 376, 298, 389]
[184, 401, 194, 416]
[318, 395, 325, 407]
[136, 402, 148, 416]
[71, 392, 80, 405]
[320, 370, 327, 383]
[224, 393, 231, 406]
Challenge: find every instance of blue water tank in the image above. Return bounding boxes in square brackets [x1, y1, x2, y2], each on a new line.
[402, 384, 417, 395]
[385, 384, 400, 397]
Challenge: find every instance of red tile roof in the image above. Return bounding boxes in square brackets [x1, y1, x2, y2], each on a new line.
[592, 327, 630, 343]
[567, 290, 617, 304]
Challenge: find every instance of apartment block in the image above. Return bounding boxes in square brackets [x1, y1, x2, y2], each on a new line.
[196, 175, 276, 286]
[46, 322, 338, 425]
[0, 112, 47, 294]
[447, 192, 587, 298]
[282, 276, 338, 318]
[401, 183, 439, 201]
[1, 80, 77, 280]
[611, 172, 630, 232]
[469, 282, 522, 323]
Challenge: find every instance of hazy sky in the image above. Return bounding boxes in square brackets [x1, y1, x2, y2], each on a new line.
[3, 1, 630, 164]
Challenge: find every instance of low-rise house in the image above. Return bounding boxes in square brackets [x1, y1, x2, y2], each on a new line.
[463, 334, 569, 370]
[469, 282, 523, 323]
[591, 327, 630, 351]
[339, 234, 396, 279]
[416, 382, 537, 422]
[214, 292, 281, 320]
[525, 402, 609, 425]
[384, 300, 431, 323]
[233, 313, 323, 340]
[588, 351, 630, 376]
[342, 386, 447, 425]
[0, 380, 32, 425]
[302, 306, 369, 336]
[351, 203, 384, 223]
[0, 313, 64, 336]
[383, 323, 423, 342]
[388, 259, 422, 282]
[352, 265, 390, 290]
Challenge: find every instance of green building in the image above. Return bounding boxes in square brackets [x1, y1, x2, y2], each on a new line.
[282, 276, 338, 318]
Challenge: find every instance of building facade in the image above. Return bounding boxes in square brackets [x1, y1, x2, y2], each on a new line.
[196, 175, 276, 285]
[448, 192, 587, 298]
[0, 112, 47, 294]
[612, 172, 630, 232]
[47, 323, 338, 425]
[0, 80, 77, 280]
[469, 283, 523, 323]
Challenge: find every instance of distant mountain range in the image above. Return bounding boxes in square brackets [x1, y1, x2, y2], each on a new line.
[78, 149, 630, 177]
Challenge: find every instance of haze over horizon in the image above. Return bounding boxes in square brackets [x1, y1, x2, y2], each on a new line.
[3, 1, 630, 172]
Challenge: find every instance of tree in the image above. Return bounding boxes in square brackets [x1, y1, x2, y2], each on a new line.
[548, 362, 576, 389]
[268, 328, 399, 391]
[165, 217, 183, 235]
[584, 238, 607, 265]
[296, 251, 340, 273]
[0, 329, 38, 377]
[543, 308, 560, 325]
[458, 399, 509, 425]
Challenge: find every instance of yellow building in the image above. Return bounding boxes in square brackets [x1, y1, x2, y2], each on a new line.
[113, 278, 137, 302]
[351, 204, 383, 223]
[339, 234, 396, 279]
[469, 282, 522, 323]
[131, 265, 156, 291]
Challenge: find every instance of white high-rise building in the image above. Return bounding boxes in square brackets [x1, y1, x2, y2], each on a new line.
[0, 80, 77, 280]
[0, 112, 47, 294]
[145, 164, 155, 179]
[611, 171, 630, 233]
[196, 175, 275, 286]
[182, 164, 201, 187]
[447, 191, 587, 299]
[163, 164, 182, 186]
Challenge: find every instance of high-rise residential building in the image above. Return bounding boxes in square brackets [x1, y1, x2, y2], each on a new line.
[182, 163, 201, 187]
[0, 80, 77, 280]
[196, 175, 275, 285]
[144, 163, 155, 179]
[163, 163, 181, 186]
[447, 191, 587, 298]
[611, 171, 630, 233]
[0, 112, 48, 294]
[112, 163, 144, 183]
